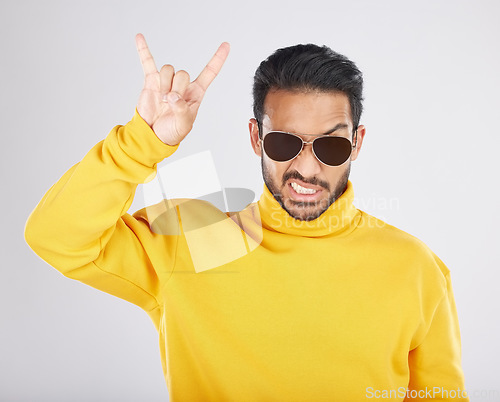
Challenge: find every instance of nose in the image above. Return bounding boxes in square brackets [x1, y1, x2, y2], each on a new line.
[291, 143, 322, 177]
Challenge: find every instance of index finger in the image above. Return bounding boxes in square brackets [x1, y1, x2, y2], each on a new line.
[135, 33, 158, 76]
[194, 42, 230, 91]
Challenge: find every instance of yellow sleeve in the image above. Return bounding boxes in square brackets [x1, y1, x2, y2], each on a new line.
[406, 272, 469, 401]
[24, 109, 179, 314]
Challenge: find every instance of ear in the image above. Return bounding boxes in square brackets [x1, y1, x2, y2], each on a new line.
[350, 124, 366, 162]
[249, 118, 262, 157]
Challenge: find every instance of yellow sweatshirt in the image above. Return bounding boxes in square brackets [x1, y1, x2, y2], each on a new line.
[25, 110, 468, 401]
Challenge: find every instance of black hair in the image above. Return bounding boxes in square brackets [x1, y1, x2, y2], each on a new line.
[252, 44, 364, 137]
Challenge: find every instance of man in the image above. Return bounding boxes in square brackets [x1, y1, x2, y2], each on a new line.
[25, 34, 468, 401]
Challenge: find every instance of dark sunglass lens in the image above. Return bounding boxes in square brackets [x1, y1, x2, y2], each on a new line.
[313, 136, 352, 166]
[263, 132, 303, 162]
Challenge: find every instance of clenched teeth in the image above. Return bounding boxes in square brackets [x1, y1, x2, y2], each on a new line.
[291, 182, 318, 194]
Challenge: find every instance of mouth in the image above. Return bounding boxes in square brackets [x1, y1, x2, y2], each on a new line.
[288, 179, 324, 202]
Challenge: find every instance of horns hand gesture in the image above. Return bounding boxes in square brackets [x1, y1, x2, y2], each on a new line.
[135, 33, 230, 146]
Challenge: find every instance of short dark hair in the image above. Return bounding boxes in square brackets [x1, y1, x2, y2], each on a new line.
[252, 44, 364, 136]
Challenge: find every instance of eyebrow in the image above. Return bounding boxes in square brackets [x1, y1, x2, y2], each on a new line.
[281, 123, 350, 137]
[318, 123, 350, 136]
[265, 122, 351, 136]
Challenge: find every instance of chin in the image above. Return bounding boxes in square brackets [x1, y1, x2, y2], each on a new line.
[281, 193, 330, 221]
[286, 205, 327, 221]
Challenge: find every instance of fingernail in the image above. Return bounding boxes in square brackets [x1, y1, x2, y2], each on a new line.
[167, 92, 181, 103]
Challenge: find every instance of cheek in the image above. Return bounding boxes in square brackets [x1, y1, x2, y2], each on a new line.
[326, 163, 350, 183]
[274, 162, 292, 180]
[263, 157, 290, 182]
[317, 165, 348, 189]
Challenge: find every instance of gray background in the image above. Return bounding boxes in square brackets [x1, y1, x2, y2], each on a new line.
[1, 0, 499, 401]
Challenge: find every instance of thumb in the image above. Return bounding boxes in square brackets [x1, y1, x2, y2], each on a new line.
[164, 91, 188, 112]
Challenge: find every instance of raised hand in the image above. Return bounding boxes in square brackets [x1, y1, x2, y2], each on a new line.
[135, 33, 230, 146]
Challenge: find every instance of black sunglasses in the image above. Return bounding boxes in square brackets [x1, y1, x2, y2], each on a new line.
[260, 130, 357, 167]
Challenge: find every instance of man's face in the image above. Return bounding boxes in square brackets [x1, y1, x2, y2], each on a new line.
[249, 90, 365, 221]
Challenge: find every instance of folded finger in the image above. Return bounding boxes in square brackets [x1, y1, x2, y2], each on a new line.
[171, 70, 190, 98]
[160, 64, 175, 95]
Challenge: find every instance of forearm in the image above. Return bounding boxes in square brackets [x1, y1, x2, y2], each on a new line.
[24, 109, 177, 272]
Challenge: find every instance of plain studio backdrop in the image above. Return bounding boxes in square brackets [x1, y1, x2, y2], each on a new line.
[1, 0, 499, 401]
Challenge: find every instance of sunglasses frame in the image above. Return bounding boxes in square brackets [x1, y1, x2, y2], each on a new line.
[259, 129, 358, 167]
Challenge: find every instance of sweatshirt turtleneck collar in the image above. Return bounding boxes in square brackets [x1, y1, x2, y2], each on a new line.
[257, 180, 360, 238]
